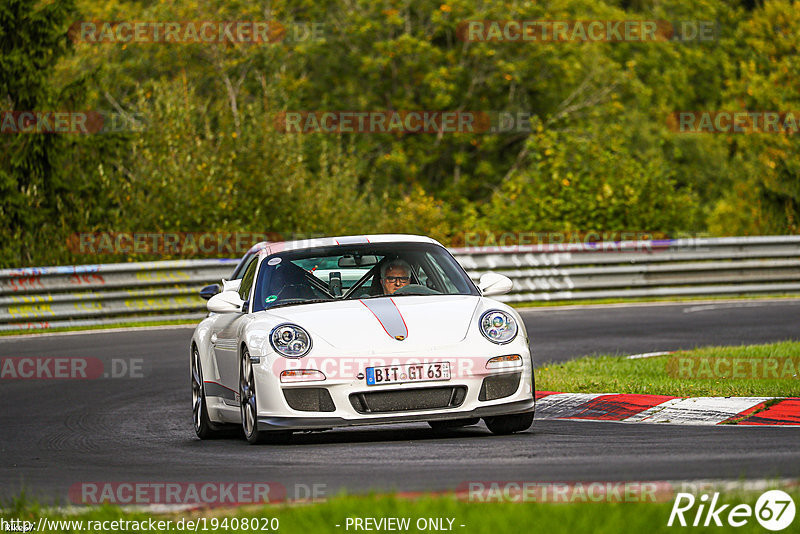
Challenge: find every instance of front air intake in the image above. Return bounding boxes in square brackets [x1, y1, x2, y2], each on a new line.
[349, 386, 467, 414]
[283, 388, 336, 412]
[478, 372, 521, 401]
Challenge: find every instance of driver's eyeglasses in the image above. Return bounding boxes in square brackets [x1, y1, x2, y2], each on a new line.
[385, 276, 410, 284]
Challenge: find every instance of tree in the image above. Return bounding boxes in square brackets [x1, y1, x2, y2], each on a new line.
[708, 0, 800, 235]
[0, 0, 121, 265]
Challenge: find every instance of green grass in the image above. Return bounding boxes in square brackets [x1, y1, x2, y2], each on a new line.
[4, 488, 800, 533]
[535, 341, 800, 397]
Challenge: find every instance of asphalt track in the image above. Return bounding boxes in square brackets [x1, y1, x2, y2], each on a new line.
[1, 299, 799, 504]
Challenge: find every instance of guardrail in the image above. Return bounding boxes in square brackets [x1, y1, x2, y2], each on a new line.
[1, 236, 799, 332]
[0, 260, 237, 332]
[450, 235, 800, 302]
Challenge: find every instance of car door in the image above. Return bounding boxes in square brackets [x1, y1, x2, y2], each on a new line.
[211, 256, 258, 401]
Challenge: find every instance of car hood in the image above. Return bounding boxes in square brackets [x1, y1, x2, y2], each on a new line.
[264, 295, 481, 350]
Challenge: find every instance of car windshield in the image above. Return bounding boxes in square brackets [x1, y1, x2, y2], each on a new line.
[252, 242, 478, 311]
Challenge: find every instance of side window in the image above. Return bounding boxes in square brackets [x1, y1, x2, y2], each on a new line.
[231, 252, 253, 280]
[414, 264, 429, 287]
[424, 252, 457, 292]
[238, 257, 258, 302]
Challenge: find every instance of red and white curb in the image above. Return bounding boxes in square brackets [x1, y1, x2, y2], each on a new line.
[534, 392, 800, 426]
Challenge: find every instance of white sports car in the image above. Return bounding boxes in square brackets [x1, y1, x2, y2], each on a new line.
[191, 234, 534, 444]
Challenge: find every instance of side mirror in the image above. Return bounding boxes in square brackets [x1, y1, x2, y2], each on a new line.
[478, 272, 513, 296]
[199, 284, 221, 300]
[207, 290, 245, 314]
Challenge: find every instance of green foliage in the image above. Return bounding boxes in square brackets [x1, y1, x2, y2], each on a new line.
[1, 0, 798, 267]
[707, 0, 800, 235]
[112, 80, 379, 232]
[0, 0, 78, 265]
[484, 117, 694, 232]
[0, 0, 126, 266]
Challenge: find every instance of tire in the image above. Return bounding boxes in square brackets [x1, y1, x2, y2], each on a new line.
[484, 411, 534, 435]
[239, 347, 292, 445]
[192, 345, 227, 439]
[428, 418, 480, 431]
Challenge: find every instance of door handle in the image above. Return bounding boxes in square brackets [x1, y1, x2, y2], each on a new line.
[210, 333, 218, 345]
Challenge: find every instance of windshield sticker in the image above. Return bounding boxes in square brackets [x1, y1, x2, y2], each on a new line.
[265, 295, 278, 303]
[267, 257, 282, 266]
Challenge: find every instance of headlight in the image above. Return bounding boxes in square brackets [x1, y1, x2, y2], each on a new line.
[270, 324, 312, 357]
[479, 310, 518, 344]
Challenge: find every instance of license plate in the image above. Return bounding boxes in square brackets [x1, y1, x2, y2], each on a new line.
[366, 362, 451, 386]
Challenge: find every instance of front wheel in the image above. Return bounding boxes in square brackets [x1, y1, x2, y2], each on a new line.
[484, 412, 534, 435]
[239, 348, 292, 444]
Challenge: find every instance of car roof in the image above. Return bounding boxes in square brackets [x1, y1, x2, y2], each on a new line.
[255, 234, 441, 256]
[245, 241, 270, 255]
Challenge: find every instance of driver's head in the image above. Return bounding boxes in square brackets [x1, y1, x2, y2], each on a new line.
[380, 259, 412, 295]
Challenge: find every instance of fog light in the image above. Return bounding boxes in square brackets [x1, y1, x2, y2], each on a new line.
[486, 354, 522, 370]
[280, 369, 326, 383]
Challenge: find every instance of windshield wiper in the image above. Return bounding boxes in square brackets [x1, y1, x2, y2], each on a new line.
[354, 292, 435, 300]
[352, 294, 387, 300]
[268, 298, 334, 309]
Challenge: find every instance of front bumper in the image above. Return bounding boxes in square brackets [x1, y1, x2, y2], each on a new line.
[250, 330, 535, 432]
[257, 397, 535, 430]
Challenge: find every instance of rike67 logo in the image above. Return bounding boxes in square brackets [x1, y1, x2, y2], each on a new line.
[668, 490, 796, 531]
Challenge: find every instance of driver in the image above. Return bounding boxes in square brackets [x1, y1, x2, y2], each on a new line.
[380, 259, 412, 295]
